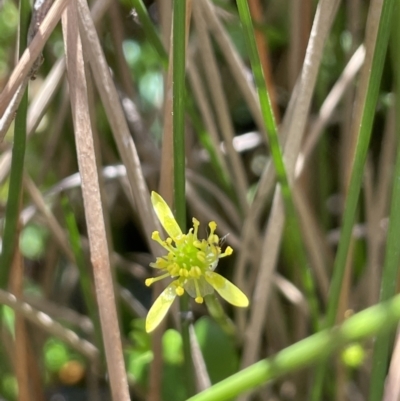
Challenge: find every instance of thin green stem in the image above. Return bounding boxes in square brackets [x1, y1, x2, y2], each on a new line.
[172, 0, 186, 249]
[205, 294, 236, 338]
[311, 0, 395, 399]
[367, 8, 400, 400]
[172, 0, 196, 396]
[325, 0, 394, 332]
[0, 0, 30, 287]
[172, 0, 187, 229]
[128, 0, 232, 194]
[368, 108, 400, 400]
[129, 0, 168, 67]
[186, 293, 400, 401]
[235, 0, 320, 329]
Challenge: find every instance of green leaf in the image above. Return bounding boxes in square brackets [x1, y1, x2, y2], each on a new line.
[162, 329, 187, 401]
[194, 317, 239, 384]
[163, 329, 184, 365]
[19, 224, 48, 260]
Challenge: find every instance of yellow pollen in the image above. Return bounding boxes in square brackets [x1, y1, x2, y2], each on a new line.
[210, 234, 219, 244]
[169, 265, 179, 276]
[194, 277, 203, 302]
[176, 286, 184, 296]
[197, 252, 206, 262]
[145, 272, 171, 286]
[221, 246, 233, 257]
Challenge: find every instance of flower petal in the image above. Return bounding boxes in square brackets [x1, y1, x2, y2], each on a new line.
[151, 192, 182, 240]
[146, 284, 177, 333]
[205, 272, 249, 307]
[184, 277, 214, 299]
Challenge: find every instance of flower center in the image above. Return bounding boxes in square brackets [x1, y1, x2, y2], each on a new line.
[146, 218, 233, 298]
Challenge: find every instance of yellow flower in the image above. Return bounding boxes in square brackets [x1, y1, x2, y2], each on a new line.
[145, 191, 249, 333]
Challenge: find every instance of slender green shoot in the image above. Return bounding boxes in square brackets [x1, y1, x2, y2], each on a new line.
[129, 0, 168, 66]
[235, 0, 320, 329]
[127, 0, 232, 194]
[204, 294, 236, 339]
[367, 9, 400, 400]
[0, 0, 30, 287]
[172, 0, 186, 260]
[172, 0, 196, 396]
[311, 0, 396, 398]
[325, 0, 395, 333]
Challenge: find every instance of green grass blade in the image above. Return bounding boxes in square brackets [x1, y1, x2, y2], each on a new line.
[311, 0, 396, 398]
[235, 0, 320, 328]
[172, 0, 187, 228]
[367, 8, 400, 400]
[129, 0, 168, 66]
[128, 0, 232, 194]
[172, 0, 196, 396]
[368, 103, 400, 401]
[325, 0, 394, 331]
[326, 0, 395, 328]
[0, 0, 30, 287]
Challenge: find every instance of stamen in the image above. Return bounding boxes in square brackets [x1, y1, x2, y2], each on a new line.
[208, 222, 217, 241]
[192, 218, 200, 237]
[207, 233, 218, 247]
[151, 231, 166, 246]
[164, 238, 176, 252]
[190, 266, 202, 277]
[193, 240, 201, 248]
[197, 251, 206, 263]
[220, 246, 233, 257]
[145, 272, 171, 286]
[176, 286, 184, 296]
[152, 231, 175, 252]
[151, 231, 161, 241]
[194, 279, 203, 303]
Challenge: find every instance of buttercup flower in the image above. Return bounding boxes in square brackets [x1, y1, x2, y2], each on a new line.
[145, 191, 249, 333]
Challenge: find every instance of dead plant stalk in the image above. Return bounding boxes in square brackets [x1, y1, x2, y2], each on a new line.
[61, 2, 130, 400]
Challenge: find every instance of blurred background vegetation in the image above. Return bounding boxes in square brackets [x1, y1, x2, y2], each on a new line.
[1, 0, 400, 400]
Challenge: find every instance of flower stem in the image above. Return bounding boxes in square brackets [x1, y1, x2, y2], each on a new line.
[0, 0, 30, 287]
[205, 294, 236, 339]
[172, 0, 196, 396]
[173, 0, 187, 229]
[235, 0, 320, 329]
